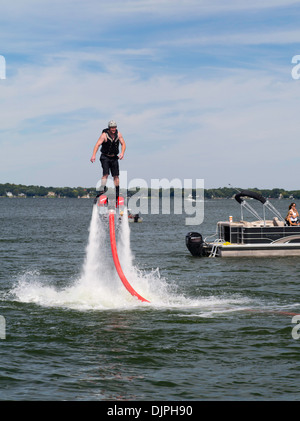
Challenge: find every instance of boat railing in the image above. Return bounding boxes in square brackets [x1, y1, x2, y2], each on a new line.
[204, 227, 222, 244]
[217, 221, 300, 244]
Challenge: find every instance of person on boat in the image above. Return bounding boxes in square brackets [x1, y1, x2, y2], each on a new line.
[90, 120, 126, 204]
[285, 203, 300, 226]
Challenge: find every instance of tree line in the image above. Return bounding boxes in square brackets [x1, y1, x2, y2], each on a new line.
[204, 187, 300, 199]
[1, 183, 299, 199]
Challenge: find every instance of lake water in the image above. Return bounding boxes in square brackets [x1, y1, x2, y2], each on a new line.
[0, 197, 300, 401]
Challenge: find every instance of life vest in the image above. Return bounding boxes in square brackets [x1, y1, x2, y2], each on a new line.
[101, 128, 120, 156]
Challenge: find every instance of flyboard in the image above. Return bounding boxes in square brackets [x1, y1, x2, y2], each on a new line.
[95, 193, 150, 303]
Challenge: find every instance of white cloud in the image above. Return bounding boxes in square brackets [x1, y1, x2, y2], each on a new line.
[1, 0, 300, 189]
[2, 0, 298, 18]
[159, 29, 300, 48]
[1, 49, 300, 190]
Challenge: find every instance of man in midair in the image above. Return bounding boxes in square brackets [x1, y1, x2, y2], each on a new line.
[90, 120, 126, 204]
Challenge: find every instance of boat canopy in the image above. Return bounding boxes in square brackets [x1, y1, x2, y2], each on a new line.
[234, 190, 266, 205]
[234, 189, 284, 222]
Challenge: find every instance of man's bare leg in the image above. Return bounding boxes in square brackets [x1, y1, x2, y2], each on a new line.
[114, 176, 120, 205]
[94, 175, 108, 203]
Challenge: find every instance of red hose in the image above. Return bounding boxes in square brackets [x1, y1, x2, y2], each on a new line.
[109, 211, 150, 303]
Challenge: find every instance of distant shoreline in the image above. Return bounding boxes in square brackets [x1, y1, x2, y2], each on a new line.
[1, 183, 299, 199]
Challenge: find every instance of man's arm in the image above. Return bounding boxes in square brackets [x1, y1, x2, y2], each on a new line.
[90, 133, 106, 163]
[118, 132, 126, 160]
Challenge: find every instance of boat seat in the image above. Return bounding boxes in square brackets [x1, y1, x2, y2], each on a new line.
[273, 217, 285, 227]
[239, 218, 285, 227]
[239, 220, 274, 227]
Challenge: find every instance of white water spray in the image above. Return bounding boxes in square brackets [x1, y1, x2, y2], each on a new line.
[117, 207, 135, 276]
[11, 204, 252, 313]
[12, 205, 155, 309]
[80, 205, 116, 290]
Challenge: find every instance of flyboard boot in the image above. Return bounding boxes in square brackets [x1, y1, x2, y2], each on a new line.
[95, 185, 124, 218]
[94, 185, 108, 204]
[94, 186, 108, 217]
[115, 186, 124, 208]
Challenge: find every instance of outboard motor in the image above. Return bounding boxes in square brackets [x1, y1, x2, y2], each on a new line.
[185, 232, 203, 257]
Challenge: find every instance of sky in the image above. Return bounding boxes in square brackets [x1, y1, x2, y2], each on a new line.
[1, 0, 300, 190]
